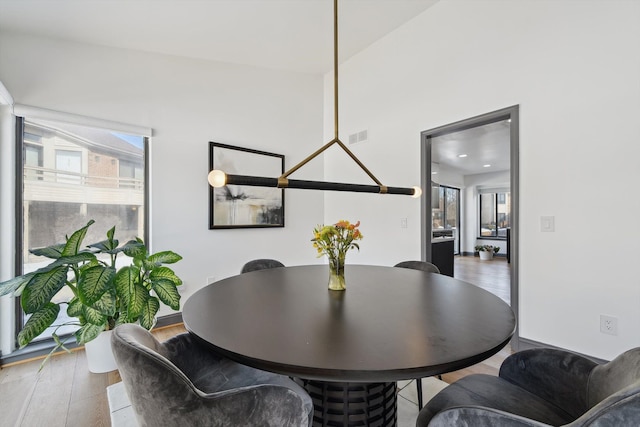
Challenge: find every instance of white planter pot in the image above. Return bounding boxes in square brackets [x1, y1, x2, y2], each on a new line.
[478, 251, 494, 261]
[85, 330, 118, 373]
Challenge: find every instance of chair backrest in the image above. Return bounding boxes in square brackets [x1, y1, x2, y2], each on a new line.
[241, 258, 285, 273]
[112, 324, 312, 427]
[111, 324, 205, 426]
[587, 347, 640, 407]
[394, 260, 441, 274]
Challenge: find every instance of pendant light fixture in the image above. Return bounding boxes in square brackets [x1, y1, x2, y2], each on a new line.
[208, 0, 422, 198]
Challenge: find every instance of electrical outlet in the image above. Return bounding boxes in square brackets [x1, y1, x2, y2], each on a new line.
[600, 315, 618, 336]
[206, 276, 216, 285]
[400, 218, 408, 228]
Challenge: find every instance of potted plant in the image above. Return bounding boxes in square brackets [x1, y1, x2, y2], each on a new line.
[475, 244, 499, 261]
[0, 220, 183, 371]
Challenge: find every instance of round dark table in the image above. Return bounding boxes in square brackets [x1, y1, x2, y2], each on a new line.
[183, 265, 516, 426]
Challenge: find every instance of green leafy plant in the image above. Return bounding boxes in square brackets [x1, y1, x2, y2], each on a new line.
[0, 220, 182, 356]
[475, 244, 500, 253]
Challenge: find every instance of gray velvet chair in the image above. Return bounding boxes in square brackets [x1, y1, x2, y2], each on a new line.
[417, 347, 640, 426]
[394, 260, 441, 274]
[394, 260, 441, 409]
[241, 258, 285, 273]
[111, 324, 313, 427]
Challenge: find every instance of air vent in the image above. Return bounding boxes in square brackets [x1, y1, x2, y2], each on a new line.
[349, 129, 368, 144]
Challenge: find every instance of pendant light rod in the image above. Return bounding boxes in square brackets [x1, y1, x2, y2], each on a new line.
[278, 0, 385, 189]
[334, 0, 339, 141]
[207, 0, 422, 198]
[224, 174, 416, 196]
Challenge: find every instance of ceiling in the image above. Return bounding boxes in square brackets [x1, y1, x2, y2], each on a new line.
[0, 0, 439, 74]
[431, 120, 511, 176]
[0, 0, 508, 178]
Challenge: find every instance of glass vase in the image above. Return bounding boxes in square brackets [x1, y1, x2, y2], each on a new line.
[327, 252, 346, 291]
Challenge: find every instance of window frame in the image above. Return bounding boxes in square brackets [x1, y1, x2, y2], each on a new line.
[12, 115, 150, 357]
[478, 191, 510, 239]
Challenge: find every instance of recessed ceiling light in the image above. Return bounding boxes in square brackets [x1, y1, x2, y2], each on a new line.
[458, 154, 467, 158]
[483, 164, 491, 168]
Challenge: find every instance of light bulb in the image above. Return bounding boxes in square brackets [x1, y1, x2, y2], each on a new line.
[411, 186, 422, 198]
[208, 170, 227, 187]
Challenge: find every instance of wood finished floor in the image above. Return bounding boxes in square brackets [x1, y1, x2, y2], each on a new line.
[0, 256, 512, 426]
[455, 254, 511, 304]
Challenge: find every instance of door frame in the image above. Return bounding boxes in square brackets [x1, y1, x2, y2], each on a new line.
[420, 105, 520, 349]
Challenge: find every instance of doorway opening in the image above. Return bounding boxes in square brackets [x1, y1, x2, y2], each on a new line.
[420, 105, 520, 349]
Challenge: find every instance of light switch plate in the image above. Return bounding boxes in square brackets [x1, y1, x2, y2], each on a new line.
[541, 216, 555, 232]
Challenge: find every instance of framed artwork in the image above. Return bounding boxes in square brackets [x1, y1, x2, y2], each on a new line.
[209, 142, 285, 229]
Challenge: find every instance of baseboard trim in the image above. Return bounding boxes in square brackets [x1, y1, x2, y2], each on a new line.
[518, 337, 608, 364]
[155, 312, 183, 328]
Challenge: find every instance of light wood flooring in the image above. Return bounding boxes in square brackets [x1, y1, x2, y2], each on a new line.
[455, 254, 511, 304]
[0, 257, 512, 426]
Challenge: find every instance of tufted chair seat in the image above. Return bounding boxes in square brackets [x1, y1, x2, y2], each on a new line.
[112, 324, 313, 427]
[417, 347, 640, 426]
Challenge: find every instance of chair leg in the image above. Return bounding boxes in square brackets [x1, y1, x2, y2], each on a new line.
[416, 378, 423, 409]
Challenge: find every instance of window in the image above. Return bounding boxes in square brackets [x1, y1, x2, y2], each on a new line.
[432, 185, 460, 254]
[19, 117, 148, 343]
[479, 192, 510, 238]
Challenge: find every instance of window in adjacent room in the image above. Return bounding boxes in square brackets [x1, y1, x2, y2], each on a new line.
[432, 185, 461, 254]
[479, 191, 510, 238]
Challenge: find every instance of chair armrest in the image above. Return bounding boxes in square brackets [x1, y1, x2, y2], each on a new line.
[568, 380, 640, 427]
[428, 406, 551, 427]
[499, 348, 598, 418]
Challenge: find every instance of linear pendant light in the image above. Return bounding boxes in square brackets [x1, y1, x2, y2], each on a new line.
[208, 0, 422, 198]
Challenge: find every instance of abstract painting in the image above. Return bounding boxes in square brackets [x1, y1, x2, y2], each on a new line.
[209, 142, 285, 229]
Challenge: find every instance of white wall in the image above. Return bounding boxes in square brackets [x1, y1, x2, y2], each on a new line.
[0, 33, 326, 313]
[323, 0, 640, 359]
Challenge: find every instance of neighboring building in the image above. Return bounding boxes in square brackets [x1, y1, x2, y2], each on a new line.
[22, 119, 144, 264]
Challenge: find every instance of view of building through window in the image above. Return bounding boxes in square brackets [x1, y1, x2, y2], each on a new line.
[479, 192, 511, 237]
[21, 118, 146, 340]
[432, 185, 460, 254]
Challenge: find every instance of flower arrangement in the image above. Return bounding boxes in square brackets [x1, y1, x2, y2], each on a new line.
[312, 220, 363, 290]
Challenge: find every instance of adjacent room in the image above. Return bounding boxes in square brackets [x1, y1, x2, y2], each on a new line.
[0, 0, 638, 426]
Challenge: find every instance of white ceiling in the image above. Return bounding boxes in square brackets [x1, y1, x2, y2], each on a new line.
[432, 120, 511, 176]
[0, 0, 508, 178]
[0, 0, 439, 74]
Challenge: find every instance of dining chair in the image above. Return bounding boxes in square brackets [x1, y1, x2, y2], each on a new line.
[241, 258, 285, 273]
[394, 260, 441, 274]
[111, 324, 313, 427]
[417, 347, 640, 426]
[394, 260, 441, 409]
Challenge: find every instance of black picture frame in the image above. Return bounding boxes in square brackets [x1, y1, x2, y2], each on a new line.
[209, 142, 285, 229]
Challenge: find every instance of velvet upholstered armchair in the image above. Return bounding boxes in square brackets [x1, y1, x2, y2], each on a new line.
[111, 324, 313, 427]
[417, 347, 640, 426]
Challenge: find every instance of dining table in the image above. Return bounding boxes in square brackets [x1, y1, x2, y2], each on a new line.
[182, 264, 516, 427]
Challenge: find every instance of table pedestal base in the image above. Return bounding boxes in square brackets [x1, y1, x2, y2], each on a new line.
[294, 379, 397, 427]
